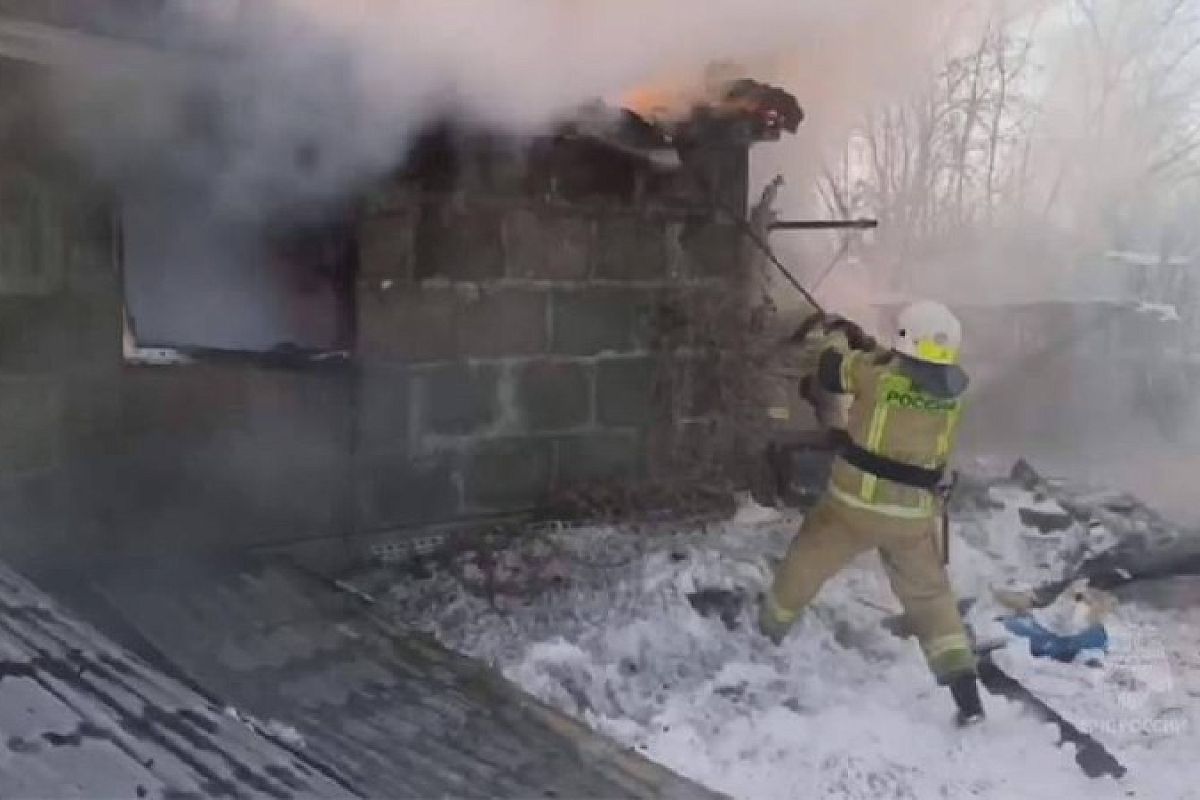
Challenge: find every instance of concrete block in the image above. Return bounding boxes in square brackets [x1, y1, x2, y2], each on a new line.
[357, 364, 411, 451]
[241, 367, 353, 431]
[356, 453, 461, 531]
[0, 376, 61, 473]
[119, 362, 251, 438]
[418, 363, 500, 436]
[0, 297, 73, 373]
[458, 289, 547, 358]
[641, 287, 704, 348]
[596, 357, 663, 428]
[358, 287, 459, 363]
[61, 373, 122, 456]
[504, 208, 592, 280]
[0, 291, 123, 374]
[66, 291, 123, 367]
[555, 433, 642, 485]
[0, 471, 68, 568]
[415, 200, 505, 282]
[686, 355, 723, 417]
[0, 290, 118, 375]
[463, 438, 553, 512]
[595, 215, 668, 280]
[672, 221, 740, 278]
[550, 289, 652, 356]
[82, 416, 353, 555]
[358, 212, 416, 281]
[516, 361, 591, 432]
[0, 174, 66, 296]
[65, 207, 118, 296]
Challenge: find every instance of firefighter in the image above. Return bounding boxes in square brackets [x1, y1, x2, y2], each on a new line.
[758, 300, 985, 726]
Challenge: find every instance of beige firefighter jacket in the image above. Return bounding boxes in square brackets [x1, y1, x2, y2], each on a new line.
[801, 326, 966, 519]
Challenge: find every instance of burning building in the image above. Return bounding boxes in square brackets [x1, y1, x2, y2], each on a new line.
[0, 8, 804, 794]
[0, 5, 802, 573]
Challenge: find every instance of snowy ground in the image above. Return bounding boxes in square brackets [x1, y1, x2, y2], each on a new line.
[354, 475, 1200, 800]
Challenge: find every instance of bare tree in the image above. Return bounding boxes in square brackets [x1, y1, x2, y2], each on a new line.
[1051, 0, 1200, 245]
[814, 8, 1045, 292]
[817, 0, 1200, 294]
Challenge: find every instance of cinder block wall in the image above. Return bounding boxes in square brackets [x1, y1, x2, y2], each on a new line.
[353, 186, 741, 537]
[0, 45, 747, 569]
[0, 162, 742, 569]
[0, 163, 126, 567]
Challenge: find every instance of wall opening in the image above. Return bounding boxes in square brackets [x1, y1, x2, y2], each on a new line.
[120, 199, 357, 363]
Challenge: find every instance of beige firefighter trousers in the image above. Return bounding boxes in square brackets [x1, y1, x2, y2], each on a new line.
[767, 494, 975, 682]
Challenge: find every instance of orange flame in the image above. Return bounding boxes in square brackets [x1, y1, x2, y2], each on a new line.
[615, 61, 746, 122]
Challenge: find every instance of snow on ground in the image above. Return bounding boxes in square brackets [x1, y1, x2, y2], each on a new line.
[357, 485, 1200, 800]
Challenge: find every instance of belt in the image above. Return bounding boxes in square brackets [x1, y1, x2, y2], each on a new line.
[839, 441, 944, 490]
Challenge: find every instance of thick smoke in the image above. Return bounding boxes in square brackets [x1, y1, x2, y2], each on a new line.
[42, 1, 1198, 516]
[50, 0, 968, 218]
[41, 0, 971, 351]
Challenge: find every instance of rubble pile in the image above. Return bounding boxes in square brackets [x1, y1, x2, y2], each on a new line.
[346, 458, 1200, 800]
[954, 459, 1200, 603]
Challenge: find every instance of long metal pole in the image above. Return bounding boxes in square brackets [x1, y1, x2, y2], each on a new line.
[769, 219, 879, 231]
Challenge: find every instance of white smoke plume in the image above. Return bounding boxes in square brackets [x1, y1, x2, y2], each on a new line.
[31, 0, 991, 350]
[48, 0, 978, 218]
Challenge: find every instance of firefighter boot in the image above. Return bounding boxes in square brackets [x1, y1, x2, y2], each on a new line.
[948, 673, 985, 727]
[758, 593, 796, 646]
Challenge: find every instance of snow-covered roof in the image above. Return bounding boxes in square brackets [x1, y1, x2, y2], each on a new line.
[0, 561, 348, 799]
[86, 558, 719, 800]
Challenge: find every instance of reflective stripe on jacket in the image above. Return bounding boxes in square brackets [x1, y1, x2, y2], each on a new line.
[814, 343, 965, 519]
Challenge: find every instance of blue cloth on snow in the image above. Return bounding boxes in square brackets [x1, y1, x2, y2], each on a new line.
[1003, 614, 1109, 663]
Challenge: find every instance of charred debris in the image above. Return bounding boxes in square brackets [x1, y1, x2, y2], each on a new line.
[405, 77, 802, 212]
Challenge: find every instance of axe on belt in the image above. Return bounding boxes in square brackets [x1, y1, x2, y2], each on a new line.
[939, 470, 959, 566]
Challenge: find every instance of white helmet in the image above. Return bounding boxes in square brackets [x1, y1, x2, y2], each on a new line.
[895, 300, 962, 365]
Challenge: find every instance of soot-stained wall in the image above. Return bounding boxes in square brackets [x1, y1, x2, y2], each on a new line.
[352, 186, 741, 546]
[0, 59, 747, 572]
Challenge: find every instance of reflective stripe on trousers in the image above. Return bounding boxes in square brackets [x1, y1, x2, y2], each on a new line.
[830, 483, 934, 520]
